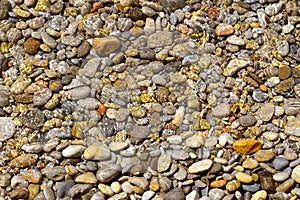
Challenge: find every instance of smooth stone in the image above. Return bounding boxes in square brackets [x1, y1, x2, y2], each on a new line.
[110, 182, 121, 193]
[186, 190, 200, 200]
[223, 58, 251, 76]
[0, 117, 15, 142]
[79, 57, 101, 77]
[157, 151, 171, 172]
[235, 172, 253, 184]
[67, 184, 92, 198]
[250, 190, 267, 200]
[142, 190, 155, 200]
[291, 165, 300, 183]
[226, 35, 245, 46]
[147, 31, 173, 48]
[75, 172, 98, 184]
[262, 131, 279, 141]
[109, 142, 129, 151]
[273, 172, 289, 182]
[164, 187, 185, 200]
[272, 157, 289, 170]
[242, 183, 260, 192]
[210, 179, 227, 188]
[242, 158, 259, 169]
[238, 115, 257, 127]
[96, 164, 121, 183]
[0, 174, 11, 187]
[62, 145, 86, 158]
[276, 178, 295, 192]
[212, 103, 231, 117]
[84, 143, 111, 161]
[252, 89, 269, 102]
[278, 66, 292, 80]
[208, 188, 225, 200]
[188, 159, 213, 173]
[128, 177, 149, 190]
[98, 183, 114, 196]
[215, 24, 234, 36]
[254, 150, 275, 162]
[233, 139, 262, 154]
[10, 188, 29, 199]
[259, 103, 274, 122]
[92, 36, 121, 57]
[57, 180, 75, 198]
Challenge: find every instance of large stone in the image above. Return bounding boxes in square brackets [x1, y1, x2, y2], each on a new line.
[92, 36, 121, 57]
[215, 24, 234, 36]
[233, 139, 262, 154]
[291, 165, 300, 183]
[11, 154, 38, 168]
[212, 103, 231, 117]
[188, 159, 213, 173]
[84, 143, 111, 161]
[223, 58, 251, 76]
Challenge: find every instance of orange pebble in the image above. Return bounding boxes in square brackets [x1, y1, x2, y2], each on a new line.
[97, 104, 107, 115]
[91, 2, 102, 12]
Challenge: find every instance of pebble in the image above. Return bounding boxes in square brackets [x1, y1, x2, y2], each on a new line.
[215, 24, 234, 36]
[188, 159, 213, 173]
[62, 145, 86, 158]
[11, 154, 38, 168]
[84, 143, 111, 161]
[22, 169, 42, 183]
[233, 139, 262, 154]
[238, 115, 257, 127]
[291, 165, 300, 183]
[224, 58, 251, 76]
[212, 103, 231, 117]
[164, 187, 185, 200]
[226, 35, 245, 46]
[92, 36, 121, 57]
[276, 179, 295, 192]
[272, 157, 289, 170]
[0, 117, 15, 142]
[57, 180, 75, 198]
[258, 171, 276, 193]
[250, 190, 267, 200]
[235, 172, 253, 184]
[75, 172, 98, 184]
[254, 150, 275, 162]
[208, 188, 225, 200]
[96, 164, 121, 183]
[128, 177, 149, 190]
[243, 158, 259, 169]
[273, 172, 290, 182]
[259, 103, 274, 122]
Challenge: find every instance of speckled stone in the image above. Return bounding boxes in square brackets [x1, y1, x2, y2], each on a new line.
[291, 165, 300, 183]
[254, 150, 275, 162]
[0, 117, 15, 142]
[92, 36, 121, 57]
[75, 172, 98, 184]
[84, 143, 111, 161]
[11, 154, 38, 168]
[215, 24, 234, 36]
[188, 159, 213, 173]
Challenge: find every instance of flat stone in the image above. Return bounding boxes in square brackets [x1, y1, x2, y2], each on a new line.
[272, 157, 289, 170]
[92, 36, 121, 57]
[254, 150, 275, 162]
[188, 159, 213, 173]
[284, 98, 300, 115]
[0, 117, 15, 142]
[22, 169, 42, 183]
[215, 24, 234, 36]
[57, 180, 75, 198]
[238, 115, 257, 127]
[62, 145, 86, 158]
[262, 131, 279, 141]
[273, 172, 289, 182]
[84, 143, 111, 161]
[226, 35, 245, 46]
[128, 177, 149, 190]
[96, 164, 121, 183]
[223, 58, 251, 76]
[259, 103, 274, 122]
[78, 57, 101, 77]
[67, 184, 92, 198]
[212, 103, 231, 117]
[233, 139, 262, 154]
[278, 66, 292, 80]
[258, 171, 276, 193]
[11, 154, 38, 168]
[147, 31, 173, 48]
[98, 183, 114, 196]
[292, 165, 300, 183]
[75, 172, 98, 184]
[185, 135, 204, 148]
[242, 158, 259, 169]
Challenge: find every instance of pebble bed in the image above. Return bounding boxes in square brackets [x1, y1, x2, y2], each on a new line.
[0, 0, 300, 199]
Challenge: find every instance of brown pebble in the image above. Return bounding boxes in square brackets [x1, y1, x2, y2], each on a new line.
[210, 179, 227, 188]
[24, 37, 41, 55]
[278, 66, 292, 80]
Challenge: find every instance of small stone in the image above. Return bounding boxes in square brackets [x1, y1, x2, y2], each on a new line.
[235, 172, 253, 184]
[275, 78, 295, 94]
[226, 180, 241, 192]
[142, 6, 156, 17]
[254, 150, 275, 162]
[259, 103, 275, 122]
[0, 0, 10, 19]
[41, 32, 57, 48]
[79, 57, 101, 77]
[142, 190, 155, 200]
[238, 115, 257, 127]
[157, 151, 171, 173]
[0, 174, 11, 187]
[226, 35, 245, 46]
[75, 172, 98, 184]
[242, 183, 260, 193]
[67, 184, 92, 198]
[224, 58, 251, 76]
[262, 131, 279, 141]
[233, 139, 262, 154]
[11, 154, 38, 168]
[273, 172, 289, 182]
[10, 188, 29, 199]
[96, 164, 121, 183]
[243, 158, 259, 169]
[212, 103, 231, 117]
[92, 36, 121, 57]
[0, 117, 15, 142]
[22, 169, 42, 183]
[188, 159, 213, 173]
[284, 98, 300, 115]
[62, 145, 85, 158]
[210, 180, 227, 188]
[250, 190, 267, 200]
[291, 165, 300, 183]
[208, 188, 225, 200]
[33, 88, 52, 106]
[128, 177, 149, 190]
[111, 182, 121, 193]
[215, 24, 234, 36]
[252, 89, 269, 102]
[24, 37, 41, 55]
[98, 183, 114, 196]
[77, 41, 90, 57]
[84, 143, 111, 161]
[185, 135, 204, 148]
[164, 187, 185, 200]
[272, 157, 289, 170]
[278, 66, 292, 80]
[158, 0, 185, 11]
[258, 171, 276, 193]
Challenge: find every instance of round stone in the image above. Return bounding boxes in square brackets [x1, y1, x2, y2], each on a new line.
[62, 145, 86, 158]
[272, 157, 289, 170]
[24, 37, 41, 55]
[238, 115, 257, 127]
[164, 187, 185, 200]
[208, 188, 225, 200]
[273, 172, 289, 182]
[242, 158, 259, 169]
[215, 24, 234, 36]
[75, 172, 97, 184]
[251, 190, 267, 200]
[278, 66, 292, 80]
